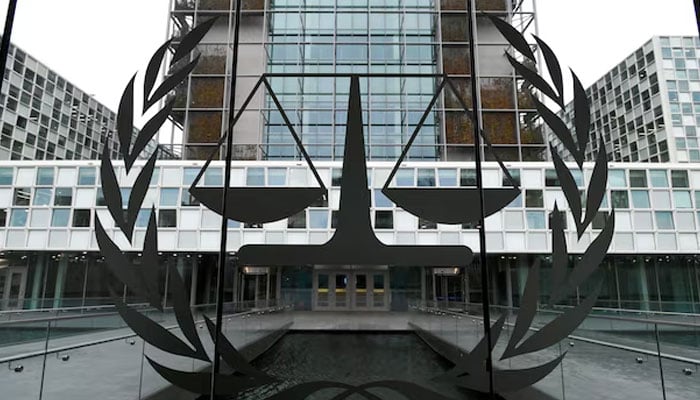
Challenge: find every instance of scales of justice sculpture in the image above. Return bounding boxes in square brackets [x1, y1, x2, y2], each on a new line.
[95, 2, 614, 399]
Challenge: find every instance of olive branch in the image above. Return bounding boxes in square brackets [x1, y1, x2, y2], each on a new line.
[94, 18, 275, 397]
[435, 18, 616, 393]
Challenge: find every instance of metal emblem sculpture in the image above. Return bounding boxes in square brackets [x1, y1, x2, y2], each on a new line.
[95, 8, 614, 400]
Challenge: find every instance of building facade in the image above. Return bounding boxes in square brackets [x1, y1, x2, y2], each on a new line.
[550, 36, 700, 163]
[167, 0, 547, 162]
[0, 161, 699, 313]
[0, 42, 162, 161]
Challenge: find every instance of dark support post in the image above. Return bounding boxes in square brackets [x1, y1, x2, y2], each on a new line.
[0, 0, 18, 97]
[212, 0, 244, 397]
[467, 0, 495, 398]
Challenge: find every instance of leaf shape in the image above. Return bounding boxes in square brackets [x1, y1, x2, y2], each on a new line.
[572, 71, 591, 159]
[554, 212, 615, 302]
[166, 265, 210, 362]
[141, 210, 162, 311]
[450, 315, 506, 374]
[124, 151, 158, 241]
[204, 316, 271, 378]
[100, 146, 125, 233]
[533, 35, 564, 103]
[359, 381, 454, 400]
[116, 299, 203, 360]
[94, 217, 161, 309]
[265, 382, 382, 400]
[502, 259, 540, 360]
[145, 55, 199, 111]
[117, 74, 136, 163]
[145, 356, 263, 396]
[143, 39, 173, 113]
[504, 281, 602, 358]
[550, 203, 569, 294]
[580, 137, 608, 237]
[126, 100, 173, 171]
[533, 96, 582, 167]
[171, 16, 218, 67]
[505, 53, 559, 105]
[551, 147, 582, 227]
[488, 16, 536, 61]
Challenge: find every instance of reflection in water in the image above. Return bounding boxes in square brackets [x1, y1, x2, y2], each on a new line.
[238, 332, 481, 400]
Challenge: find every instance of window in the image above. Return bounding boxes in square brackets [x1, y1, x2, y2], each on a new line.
[673, 191, 692, 208]
[78, 167, 96, 185]
[13, 188, 30, 205]
[591, 211, 608, 229]
[545, 169, 560, 186]
[525, 190, 543, 208]
[671, 170, 689, 187]
[649, 170, 669, 187]
[652, 191, 672, 208]
[374, 210, 393, 229]
[246, 168, 265, 186]
[181, 191, 200, 206]
[506, 192, 523, 208]
[0, 209, 5, 226]
[655, 211, 674, 229]
[331, 169, 342, 186]
[96, 188, 107, 206]
[268, 168, 286, 186]
[32, 188, 52, 206]
[308, 210, 328, 229]
[0, 167, 12, 185]
[611, 190, 629, 208]
[438, 169, 457, 186]
[287, 211, 306, 228]
[10, 208, 27, 226]
[526, 211, 546, 229]
[629, 170, 647, 187]
[417, 169, 435, 187]
[54, 188, 72, 206]
[374, 189, 392, 208]
[183, 167, 198, 185]
[51, 209, 70, 227]
[158, 210, 177, 227]
[418, 217, 437, 229]
[460, 169, 476, 186]
[503, 169, 521, 187]
[135, 209, 150, 228]
[204, 168, 223, 186]
[72, 209, 90, 227]
[631, 190, 651, 208]
[608, 170, 626, 187]
[160, 188, 180, 206]
[36, 167, 54, 185]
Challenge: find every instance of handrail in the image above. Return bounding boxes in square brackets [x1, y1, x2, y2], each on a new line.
[0, 304, 292, 365]
[411, 305, 700, 367]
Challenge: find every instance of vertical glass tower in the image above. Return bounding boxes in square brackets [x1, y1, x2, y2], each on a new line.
[168, 0, 545, 162]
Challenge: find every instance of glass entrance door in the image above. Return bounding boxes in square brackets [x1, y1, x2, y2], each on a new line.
[0, 267, 27, 310]
[354, 273, 369, 308]
[313, 270, 389, 311]
[334, 273, 349, 308]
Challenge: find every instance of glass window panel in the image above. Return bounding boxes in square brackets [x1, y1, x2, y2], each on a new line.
[506, 192, 523, 208]
[525, 190, 543, 208]
[526, 211, 545, 229]
[183, 168, 199, 186]
[374, 210, 393, 229]
[417, 169, 435, 186]
[72, 209, 90, 227]
[504, 211, 524, 229]
[631, 190, 651, 208]
[673, 190, 692, 208]
[135, 209, 150, 228]
[160, 188, 180, 206]
[268, 168, 287, 186]
[78, 167, 96, 185]
[634, 211, 653, 230]
[309, 210, 328, 229]
[36, 167, 54, 185]
[247, 167, 265, 186]
[677, 212, 695, 230]
[438, 169, 457, 186]
[158, 210, 177, 227]
[287, 211, 306, 229]
[13, 188, 31, 205]
[374, 189, 392, 208]
[652, 191, 672, 208]
[611, 190, 629, 208]
[54, 188, 72, 206]
[655, 211, 674, 229]
[608, 170, 626, 187]
[671, 170, 689, 187]
[545, 169, 559, 186]
[33, 188, 52, 206]
[10, 208, 27, 226]
[51, 209, 70, 227]
[0, 167, 12, 185]
[460, 169, 477, 186]
[650, 170, 669, 187]
[204, 168, 223, 186]
[629, 170, 647, 187]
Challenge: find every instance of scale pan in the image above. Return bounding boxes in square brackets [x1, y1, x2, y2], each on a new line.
[382, 187, 520, 224]
[190, 187, 326, 224]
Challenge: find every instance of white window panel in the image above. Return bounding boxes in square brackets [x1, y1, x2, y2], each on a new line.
[200, 232, 221, 250]
[504, 211, 524, 229]
[527, 232, 547, 251]
[132, 231, 146, 248]
[75, 188, 96, 208]
[30, 209, 50, 228]
[265, 231, 285, 244]
[570, 233, 590, 252]
[544, 190, 567, 210]
[27, 230, 47, 248]
[690, 170, 700, 188]
[230, 168, 246, 186]
[438, 223, 460, 231]
[56, 168, 76, 187]
[614, 211, 632, 231]
[651, 191, 671, 208]
[161, 168, 181, 186]
[329, 188, 341, 209]
[463, 232, 479, 249]
[657, 233, 677, 250]
[317, 168, 331, 188]
[48, 230, 69, 248]
[485, 232, 503, 250]
[614, 233, 634, 251]
[6, 229, 26, 247]
[308, 231, 328, 244]
[417, 232, 438, 245]
[289, 168, 308, 186]
[15, 168, 35, 186]
[679, 233, 698, 251]
[178, 231, 198, 249]
[676, 212, 696, 230]
[179, 209, 201, 229]
[69, 231, 91, 250]
[265, 219, 287, 230]
[158, 231, 177, 250]
[226, 231, 241, 250]
[483, 169, 499, 187]
[0, 188, 12, 207]
[440, 232, 459, 244]
[396, 232, 415, 244]
[95, 209, 114, 229]
[636, 233, 656, 251]
[394, 210, 417, 230]
[201, 210, 221, 229]
[376, 231, 394, 244]
[634, 211, 654, 230]
[485, 212, 502, 230]
[373, 169, 391, 188]
[286, 231, 307, 244]
[521, 169, 542, 188]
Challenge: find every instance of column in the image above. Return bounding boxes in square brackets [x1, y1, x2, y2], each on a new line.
[637, 257, 651, 311]
[53, 257, 68, 309]
[29, 254, 45, 309]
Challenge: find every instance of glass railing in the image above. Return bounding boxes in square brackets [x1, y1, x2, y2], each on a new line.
[409, 301, 700, 399]
[0, 301, 293, 399]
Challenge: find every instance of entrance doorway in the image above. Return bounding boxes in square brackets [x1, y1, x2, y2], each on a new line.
[313, 269, 389, 311]
[0, 266, 27, 310]
[239, 267, 277, 308]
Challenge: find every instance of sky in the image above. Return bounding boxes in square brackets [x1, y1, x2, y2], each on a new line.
[0, 0, 696, 110]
